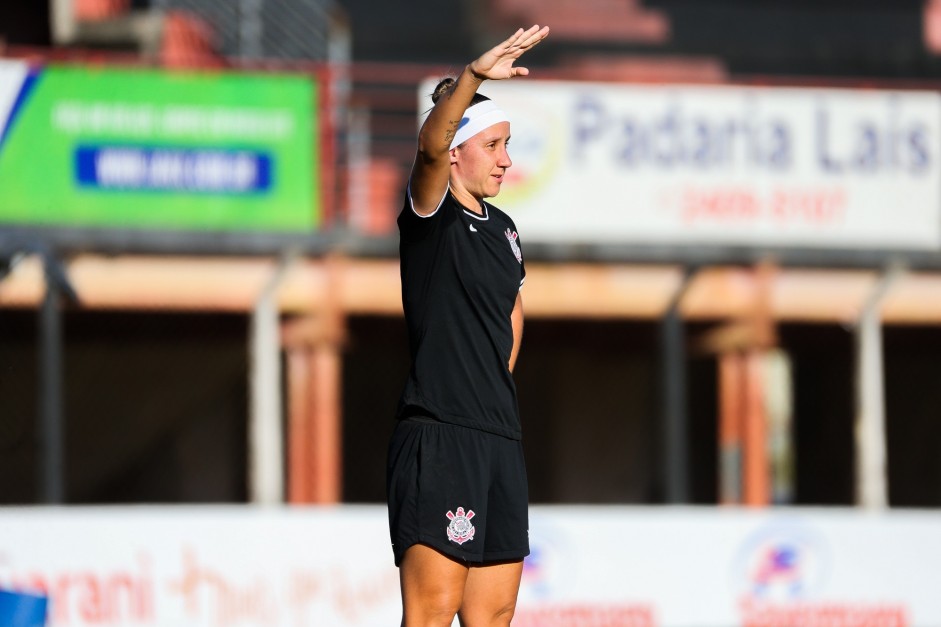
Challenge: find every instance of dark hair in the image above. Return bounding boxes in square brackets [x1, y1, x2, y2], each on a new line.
[430, 77, 490, 106]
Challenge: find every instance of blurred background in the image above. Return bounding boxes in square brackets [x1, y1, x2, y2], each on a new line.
[1, 1, 941, 625]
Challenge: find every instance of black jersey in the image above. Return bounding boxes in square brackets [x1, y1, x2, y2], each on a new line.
[396, 188, 526, 440]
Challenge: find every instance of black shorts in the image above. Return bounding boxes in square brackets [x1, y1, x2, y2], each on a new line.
[386, 417, 530, 567]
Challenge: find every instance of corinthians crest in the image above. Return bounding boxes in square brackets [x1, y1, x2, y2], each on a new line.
[505, 229, 522, 264]
[446, 507, 476, 545]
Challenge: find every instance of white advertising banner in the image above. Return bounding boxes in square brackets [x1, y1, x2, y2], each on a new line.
[420, 80, 941, 250]
[1, 506, 940, 626]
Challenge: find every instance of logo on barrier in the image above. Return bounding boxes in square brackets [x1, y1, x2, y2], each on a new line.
[493, 94, 562, 208]
[731, 519, 829, 602]
[519, 517, 575, 602]
[731, 518, 910, 625]
[446, 507, 475, 545]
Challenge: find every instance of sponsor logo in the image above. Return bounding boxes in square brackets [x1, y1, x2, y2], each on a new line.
[732, 519, 909, 626]
[469, 224, 477, 232]
[494, 94, 562, 207]
[518, 517, 655, 625]
[520, 518, 570, 602]
[75, 146, 272, 193]
[446, 507, 475, 545]
[731, 519, 829, 603]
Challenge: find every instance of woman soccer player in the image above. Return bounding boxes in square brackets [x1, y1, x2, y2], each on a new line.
[386, 24, 550, 627]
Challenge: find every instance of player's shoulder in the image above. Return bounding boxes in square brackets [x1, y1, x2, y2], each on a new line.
[483, 201, 517, 229]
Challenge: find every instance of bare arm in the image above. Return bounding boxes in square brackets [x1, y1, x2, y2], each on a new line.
[410, 25, 550, 215]
[509, 292, 524, 373]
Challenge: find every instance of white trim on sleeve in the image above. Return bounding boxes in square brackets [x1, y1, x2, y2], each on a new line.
[407, 182, 448, 219]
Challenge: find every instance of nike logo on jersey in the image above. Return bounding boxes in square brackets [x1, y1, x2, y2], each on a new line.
[469, 224, 478, 232]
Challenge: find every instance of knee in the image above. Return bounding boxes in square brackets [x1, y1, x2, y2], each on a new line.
[459, 599, 517, 627]
[404, 589, 462, 626]
[492, 598, 518, 624]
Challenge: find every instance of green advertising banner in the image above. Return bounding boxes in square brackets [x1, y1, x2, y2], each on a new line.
[0, 61, 318, 232]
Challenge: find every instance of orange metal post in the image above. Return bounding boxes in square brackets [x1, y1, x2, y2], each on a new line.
[718, 352, 743, 505]
[742, 262, 775, 507]
[714, 261, 777, 507]
[284, 312, 344, 504]
[309, 344, 342, 503]
[742, 350, 770, 506]
[717, 350, 772, 507]
[287, 346, 313, 503]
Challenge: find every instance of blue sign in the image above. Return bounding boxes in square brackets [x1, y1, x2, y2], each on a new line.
[75, 146, 273, 194]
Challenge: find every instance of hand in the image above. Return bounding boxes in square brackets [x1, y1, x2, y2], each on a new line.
[468, 25, 550, 81]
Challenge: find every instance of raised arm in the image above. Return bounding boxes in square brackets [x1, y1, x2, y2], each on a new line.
[409, 25, 550, 215]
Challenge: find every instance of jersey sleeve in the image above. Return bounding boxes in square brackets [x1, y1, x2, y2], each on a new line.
[397, 183, 448, 241]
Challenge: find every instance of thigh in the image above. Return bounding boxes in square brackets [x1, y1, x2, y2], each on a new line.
[458, 559, 524, 627]
[400, 544, 469, 626]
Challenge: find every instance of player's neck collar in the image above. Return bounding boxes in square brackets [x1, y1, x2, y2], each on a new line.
[462, 202, 489, 221]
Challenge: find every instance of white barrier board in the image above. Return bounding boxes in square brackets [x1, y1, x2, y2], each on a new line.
[420, 80, 941, 251]
[0, 506, 938, 626]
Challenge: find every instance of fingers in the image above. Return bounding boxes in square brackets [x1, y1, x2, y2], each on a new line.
[501, 25, 549, 55]
[514, 25, 550, 51]
[494, 28, 525, 56]
[470, 25, 548, 81]
[502, 27, 525, 47]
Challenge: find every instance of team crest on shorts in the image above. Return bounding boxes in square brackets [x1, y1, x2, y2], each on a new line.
[505, 229, 522, 264]
[446, 507, 476, 545]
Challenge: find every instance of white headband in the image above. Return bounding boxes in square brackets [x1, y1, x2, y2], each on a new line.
[450, 100, 510, 149]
